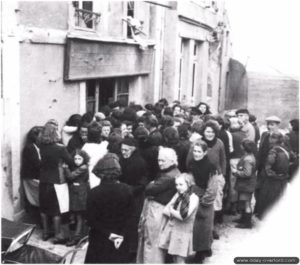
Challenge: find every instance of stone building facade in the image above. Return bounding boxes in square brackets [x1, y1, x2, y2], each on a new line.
[1, 0, 231, 220]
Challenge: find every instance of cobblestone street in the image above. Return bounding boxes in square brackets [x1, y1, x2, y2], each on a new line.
[27, 214, 261, 264]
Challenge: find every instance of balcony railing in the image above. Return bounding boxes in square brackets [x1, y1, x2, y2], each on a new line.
[74, 8, 101, 30]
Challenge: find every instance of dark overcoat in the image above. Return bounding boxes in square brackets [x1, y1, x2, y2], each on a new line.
[256, 145, 290, 219]
[119, 150, 148, 253]
[84, 181, 134, 264]
[192, 175, 218, 251]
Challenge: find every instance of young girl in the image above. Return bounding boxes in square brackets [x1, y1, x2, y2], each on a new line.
[232, 139, 257, 228]
[63, 149, 90, 246]
[159, 173, 199, 263]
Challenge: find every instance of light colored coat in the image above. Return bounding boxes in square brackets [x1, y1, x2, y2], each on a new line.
[159, 192, 199, 258]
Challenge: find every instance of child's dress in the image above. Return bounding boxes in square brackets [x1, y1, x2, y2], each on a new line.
[64, 164, 89, 211]
[159, 192, 199, 258]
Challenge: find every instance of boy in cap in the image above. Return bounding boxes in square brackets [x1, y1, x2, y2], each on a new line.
[236, 109, 255, 142]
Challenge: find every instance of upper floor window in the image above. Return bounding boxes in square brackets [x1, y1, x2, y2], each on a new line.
[127, 1, 135, 38]
[72, 1, 100, 30]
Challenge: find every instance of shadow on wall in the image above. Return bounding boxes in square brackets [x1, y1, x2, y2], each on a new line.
[225, 58, 248, 110]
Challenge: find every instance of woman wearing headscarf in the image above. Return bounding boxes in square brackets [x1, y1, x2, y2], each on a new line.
[256, 132, 291, 220]
[187, 140, 218, 263]
[84, 153, 135, 263]
[137, 147, 180, 264]
[39, 121, 73, 243]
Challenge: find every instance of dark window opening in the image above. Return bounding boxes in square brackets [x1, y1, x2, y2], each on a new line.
[192, 63, 196, 97]
[194, 43, 197, 56]
[178, 59, 182, 92]
[99, 78, 115, 107]
[117, 79, 129, 105]
[73, 1, 94, 29]
[127, 2, 135, 38]
[86, 80, 96, 113]
[72, 1, 79, 8]
[82, 1, 93, 28]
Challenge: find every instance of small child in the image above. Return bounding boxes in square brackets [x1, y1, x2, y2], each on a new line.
[63, 149, 90, 246]
[232, 139, 257, 229]
[159, 173, 199, 263]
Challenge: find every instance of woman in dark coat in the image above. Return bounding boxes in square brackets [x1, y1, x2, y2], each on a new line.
[137, 147, 180, 264]
[21, 126, 43, 207]
[187, 140, 218, 263]
[119, 138, 148, 261]
[39, 121, 73, 243]
[256, 132, 290, 220]
[85, 153, 134, 264]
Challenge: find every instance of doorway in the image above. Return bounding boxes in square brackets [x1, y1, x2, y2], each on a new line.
[99, 78, 115, 107]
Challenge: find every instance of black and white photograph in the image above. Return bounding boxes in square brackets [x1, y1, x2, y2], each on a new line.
[1, 0, 299, 264]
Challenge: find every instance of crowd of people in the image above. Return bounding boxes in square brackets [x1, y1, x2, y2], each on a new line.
[21, 99, 299, 264]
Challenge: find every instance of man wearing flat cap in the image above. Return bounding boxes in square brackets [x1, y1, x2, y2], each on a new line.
[236, 109, 256, 142]
[254, 115, 282, 214]
[119, 137, 148, 262]
[257, 115, 282, 169]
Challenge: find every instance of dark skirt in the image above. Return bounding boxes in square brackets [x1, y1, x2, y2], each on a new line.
[39, 182, 60, 216]
[85, 230, 130, 264]
[69, 183, 89, 212]
[193, 204, 214, 252]
[256, 177, 287, 219]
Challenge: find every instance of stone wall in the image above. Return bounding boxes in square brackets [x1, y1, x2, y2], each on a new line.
[248, 72, 299, 128]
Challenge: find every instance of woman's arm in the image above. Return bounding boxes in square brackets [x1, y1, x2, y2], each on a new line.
[64, 165, 88, 181]
[170, 194, 199, 221]
[163, 193, 179, 216]
[61, 146, 74, 166]
[200, 174, 218, 206]
[145, 176, 174, 197]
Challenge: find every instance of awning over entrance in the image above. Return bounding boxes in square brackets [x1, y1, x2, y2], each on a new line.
[64, 36, 155, 81]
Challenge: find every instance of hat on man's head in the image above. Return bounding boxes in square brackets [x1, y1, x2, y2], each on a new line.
[265, 116, 281, 123]
[236, 108, 250, 115]
[122, 137, 137, 147]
